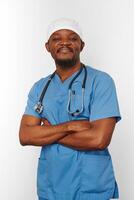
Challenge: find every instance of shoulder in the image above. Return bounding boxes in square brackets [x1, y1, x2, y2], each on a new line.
[33, 74, 51, 88]
[85, 65, 115, 86]
[28, 74, 51, 97]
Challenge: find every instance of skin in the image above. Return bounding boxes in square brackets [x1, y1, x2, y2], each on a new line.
[45, 29, 85, 81]
[19, 29, 117, 150]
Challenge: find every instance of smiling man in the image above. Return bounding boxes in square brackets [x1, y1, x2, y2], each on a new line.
[19, 18, 121, 200]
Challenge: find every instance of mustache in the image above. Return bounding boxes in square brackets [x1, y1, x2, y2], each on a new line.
[57, 46, 73, 53]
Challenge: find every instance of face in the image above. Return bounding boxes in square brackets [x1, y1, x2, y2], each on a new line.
[45, 29, 85, 67]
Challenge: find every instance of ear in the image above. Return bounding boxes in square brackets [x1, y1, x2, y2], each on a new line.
[80, 41, 85, 51]
[45, 42, 50, 52]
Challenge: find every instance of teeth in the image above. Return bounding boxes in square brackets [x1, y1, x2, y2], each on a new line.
[59, 48, 71, 52]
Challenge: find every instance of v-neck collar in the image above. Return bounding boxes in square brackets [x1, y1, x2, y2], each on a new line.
[51, 66, 86, 95]
[54, 67, 83, 85]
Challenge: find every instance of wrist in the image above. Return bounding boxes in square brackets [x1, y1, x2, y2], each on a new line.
[63, 122, 70, 132]
[60, 121, 72, 133]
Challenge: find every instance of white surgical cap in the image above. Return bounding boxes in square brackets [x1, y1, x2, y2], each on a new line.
[46, 18, 83, 41]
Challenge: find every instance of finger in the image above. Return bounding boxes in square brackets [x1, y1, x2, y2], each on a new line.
[41, 119, 51, 126]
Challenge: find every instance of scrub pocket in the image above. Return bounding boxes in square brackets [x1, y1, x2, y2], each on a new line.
[69, 94, 91, 121]
[37, 153, 81, 199]
[81, 154, 115, 193]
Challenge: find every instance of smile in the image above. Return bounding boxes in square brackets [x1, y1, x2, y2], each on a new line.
[57, 47, 73, 53]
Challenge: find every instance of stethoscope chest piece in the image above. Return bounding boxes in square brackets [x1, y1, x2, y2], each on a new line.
[34, 102, 44, 114]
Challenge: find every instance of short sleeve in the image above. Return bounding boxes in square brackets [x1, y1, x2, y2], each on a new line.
[23, 81, 41, 118]
[89, 72, 121, 123]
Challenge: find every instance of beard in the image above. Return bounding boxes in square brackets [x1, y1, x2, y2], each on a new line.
[55, 58, 78, 69]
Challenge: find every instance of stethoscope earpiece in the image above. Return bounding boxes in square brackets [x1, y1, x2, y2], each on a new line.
[71, 110, 80, 117]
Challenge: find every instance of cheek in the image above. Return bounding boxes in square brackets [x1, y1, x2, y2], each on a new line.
[73, 47, 81, 56]
[73, 44, 82, 51]
[49, 47, 57, 57]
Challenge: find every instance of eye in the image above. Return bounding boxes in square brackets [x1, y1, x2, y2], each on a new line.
[51, 36, 61, 42]
[70, 37, 78, 41]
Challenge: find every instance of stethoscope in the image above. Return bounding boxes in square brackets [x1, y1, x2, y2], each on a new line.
[34, 63, 87, 116]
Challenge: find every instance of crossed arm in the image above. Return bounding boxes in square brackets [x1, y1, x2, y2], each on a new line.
[19, 115, 116, 150]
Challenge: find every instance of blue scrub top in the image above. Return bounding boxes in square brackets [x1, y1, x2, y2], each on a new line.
[24, 65, 121, 200]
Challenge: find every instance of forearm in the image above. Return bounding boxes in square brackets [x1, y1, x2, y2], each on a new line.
[20, 122, 72, 146]
[57, 127, 101, 151]
[57, 117, 116, 151]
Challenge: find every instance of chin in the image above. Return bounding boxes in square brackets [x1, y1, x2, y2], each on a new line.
[55, 58, 77, 68]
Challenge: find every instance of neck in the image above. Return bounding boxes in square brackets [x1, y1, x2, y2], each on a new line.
[55, 61, 82, 82]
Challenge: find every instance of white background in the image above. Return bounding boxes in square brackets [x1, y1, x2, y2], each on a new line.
[0, 0, 133, 199]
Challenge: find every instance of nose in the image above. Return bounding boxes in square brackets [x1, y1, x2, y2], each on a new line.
[60, 38, 71, 46]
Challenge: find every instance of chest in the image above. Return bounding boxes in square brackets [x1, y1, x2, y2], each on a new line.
[39, 79, 92, 123]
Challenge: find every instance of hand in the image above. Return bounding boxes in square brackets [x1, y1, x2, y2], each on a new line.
[41, 118, 51, 126]
[66, 120, 91, 132]
[41, 119, 91, 133]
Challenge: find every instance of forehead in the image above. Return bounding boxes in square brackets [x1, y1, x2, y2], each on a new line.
[50, 29, 80, 37]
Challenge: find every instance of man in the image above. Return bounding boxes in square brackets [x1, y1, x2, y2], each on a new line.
[19, 18, 121, 200]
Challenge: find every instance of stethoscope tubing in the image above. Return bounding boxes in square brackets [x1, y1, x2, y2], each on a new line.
[34, 63, 87, 115]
